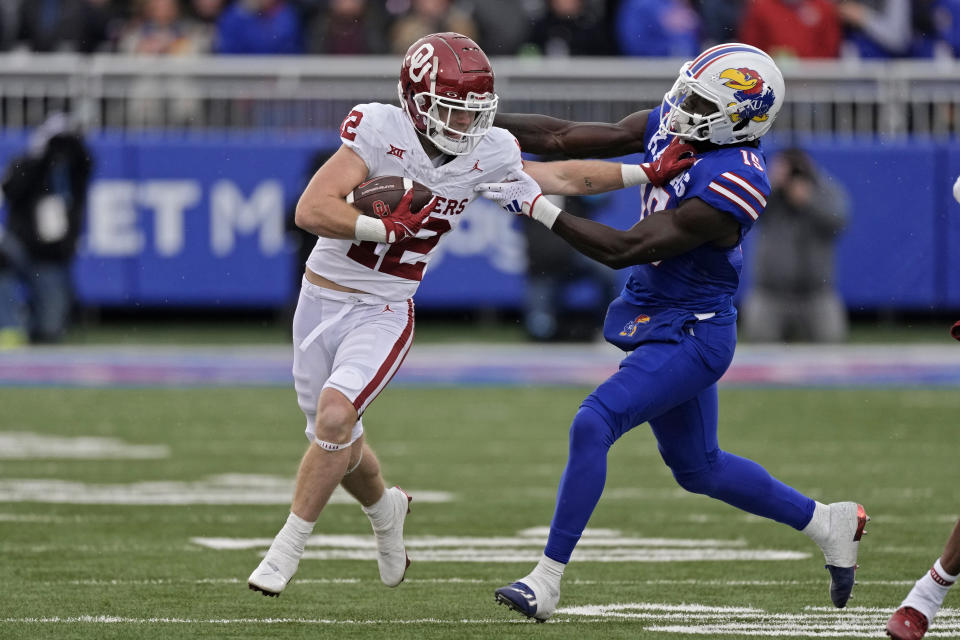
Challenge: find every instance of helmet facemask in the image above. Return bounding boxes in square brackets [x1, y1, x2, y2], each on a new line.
[658, 69, 730, 144]
[415, 90, 498, 156]
[657, 48, 783, 146]
[398, 33, 499, 156]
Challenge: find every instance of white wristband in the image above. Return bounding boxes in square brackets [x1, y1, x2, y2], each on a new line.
[621, 163, 650, 187]
[528, 195, 562, 229]
[354, 215, 387, 243]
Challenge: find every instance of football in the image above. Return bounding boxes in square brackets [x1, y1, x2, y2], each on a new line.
[347, 176, 433, 219]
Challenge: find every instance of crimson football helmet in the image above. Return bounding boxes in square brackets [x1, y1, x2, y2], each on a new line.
[398, 32, 498, 156]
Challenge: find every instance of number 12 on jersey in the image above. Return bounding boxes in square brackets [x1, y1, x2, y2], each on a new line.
[346, 217, 452, 281]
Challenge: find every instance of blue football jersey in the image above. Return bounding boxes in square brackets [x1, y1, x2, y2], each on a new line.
[621, 104, 771, 315]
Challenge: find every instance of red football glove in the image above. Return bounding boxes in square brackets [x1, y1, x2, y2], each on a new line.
[641, 138, 697, 187]
[951, 320, 960, 341]
[382, 190, 438, 243]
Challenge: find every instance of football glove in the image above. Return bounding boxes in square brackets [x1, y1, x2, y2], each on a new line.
[637, 137, 697, 187]
[356, 189, 439, 243]
[474, 170, 561, 228]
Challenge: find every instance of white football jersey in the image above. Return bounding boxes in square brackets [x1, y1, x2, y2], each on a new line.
[306, 102, 523, 300]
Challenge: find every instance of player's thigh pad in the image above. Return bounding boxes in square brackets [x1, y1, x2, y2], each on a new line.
[324, 299, 414, 416]
[291, 284, 411, 443]
[581, 319, 735, 438]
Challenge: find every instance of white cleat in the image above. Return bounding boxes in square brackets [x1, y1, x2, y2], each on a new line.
[817, 501, 869, 608]
[371, 486, 412, 587]
[248, 552, 300, 597]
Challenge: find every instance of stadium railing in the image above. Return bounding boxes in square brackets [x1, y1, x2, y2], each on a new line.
[1, 54, 959, 138]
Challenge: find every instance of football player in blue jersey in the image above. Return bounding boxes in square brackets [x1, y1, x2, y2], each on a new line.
[475, 43, 869, 622]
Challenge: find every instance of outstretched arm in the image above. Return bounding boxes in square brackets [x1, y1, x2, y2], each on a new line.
[476, 169, 740, 269]
[550, 198, 740, 269]
[495, 110, 652, 158]
[522, 139, 695, 196]
[523, 160, 625, 195]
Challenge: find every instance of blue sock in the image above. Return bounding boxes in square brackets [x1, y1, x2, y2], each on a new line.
[672, 450, 815, 529]
[544, 406, 613, 564]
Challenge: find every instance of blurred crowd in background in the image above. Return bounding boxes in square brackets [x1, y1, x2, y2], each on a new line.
[1, 0, 959, 61]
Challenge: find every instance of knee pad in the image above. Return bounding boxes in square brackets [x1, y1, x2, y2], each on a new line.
[568, 404, 615, 451]
[672, 467, 718, 496]
[311, 421, 364, 452]
[670, 451, 729, 496]
[313, 438, 352, 452]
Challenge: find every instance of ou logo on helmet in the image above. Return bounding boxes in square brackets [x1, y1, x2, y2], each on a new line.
[407, 43, 435, 82]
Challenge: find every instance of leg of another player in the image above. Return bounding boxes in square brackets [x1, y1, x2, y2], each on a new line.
[887, 518, 960, 640]
[495, 329, 736, 622]
[248, 388, 357, 596]
[340, 437, 413, 587]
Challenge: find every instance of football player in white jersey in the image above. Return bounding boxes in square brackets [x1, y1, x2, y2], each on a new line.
[247, 32, 685, 597]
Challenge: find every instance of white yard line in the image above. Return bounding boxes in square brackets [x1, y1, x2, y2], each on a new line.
[35, 577, 918, 587]
[4, 604, 959, 637]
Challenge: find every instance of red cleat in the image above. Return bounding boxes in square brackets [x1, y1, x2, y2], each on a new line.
[886, 606, 928, 640]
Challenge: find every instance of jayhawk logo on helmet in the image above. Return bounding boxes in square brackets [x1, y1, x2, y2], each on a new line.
[658, 43, 785, 145]
[719, 67, 776, 124]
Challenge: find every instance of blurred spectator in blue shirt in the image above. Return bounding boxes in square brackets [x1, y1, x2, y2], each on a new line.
[616, 0, 700, 57]
[837, 0, 937, 57]
[526, 0, 611, 56]
[935, 0, 960, 56]
[216, 0, 303, 54]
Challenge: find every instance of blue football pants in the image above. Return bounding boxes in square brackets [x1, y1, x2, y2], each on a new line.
[544, 319, 815, 564]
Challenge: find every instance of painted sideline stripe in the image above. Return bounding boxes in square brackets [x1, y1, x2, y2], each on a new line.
[6, 512, 958, 526]
[37, 578, 917, 587]
[4, 343, 960, 388]
[0, 477, 453, 506]
[191, 534, 751, 550]
[562, 603, 960, 637]
[0, 616, 532, 625]
[296, 549, 808, 562]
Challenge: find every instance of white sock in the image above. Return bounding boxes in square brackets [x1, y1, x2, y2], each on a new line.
[268, 512, 315, 560]
[801, 501, 830, 547]
[530, 554, 566, 587]
[362, 488, 394, 531]
[902, 558, 958, 622]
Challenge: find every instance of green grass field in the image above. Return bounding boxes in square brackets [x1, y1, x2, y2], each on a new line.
[2, 385, 959, 639]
